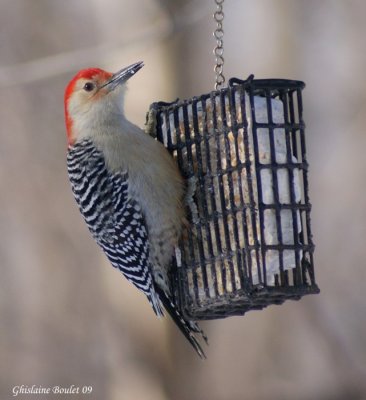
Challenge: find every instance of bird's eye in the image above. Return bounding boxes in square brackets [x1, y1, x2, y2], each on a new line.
[83, 82, 95, 92]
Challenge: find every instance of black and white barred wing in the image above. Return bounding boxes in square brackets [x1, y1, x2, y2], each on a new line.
[67, 140, 163, 317]
[104, 195, 164, 318]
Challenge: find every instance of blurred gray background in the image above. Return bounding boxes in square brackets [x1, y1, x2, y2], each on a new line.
[1, 1, 365, 399]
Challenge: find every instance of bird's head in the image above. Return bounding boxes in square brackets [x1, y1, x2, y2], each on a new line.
[64, 61, 144, 146]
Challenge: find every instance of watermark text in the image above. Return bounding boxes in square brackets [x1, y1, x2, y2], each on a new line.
[12, 385, 93, 396]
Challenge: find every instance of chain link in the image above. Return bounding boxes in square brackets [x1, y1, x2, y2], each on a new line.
[213, 0, 225, 90]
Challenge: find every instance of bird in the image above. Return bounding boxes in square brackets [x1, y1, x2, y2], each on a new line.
[64, 61, 207, 358]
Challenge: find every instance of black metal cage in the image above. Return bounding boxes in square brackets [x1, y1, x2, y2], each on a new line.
[147, 76, 319, 320]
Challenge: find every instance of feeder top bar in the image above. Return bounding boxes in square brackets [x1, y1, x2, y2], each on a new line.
[228, 76, 305, 90]
[149, 75, 305, 113]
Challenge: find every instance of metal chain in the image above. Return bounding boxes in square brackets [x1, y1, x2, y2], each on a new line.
[213, 0, 225, 90]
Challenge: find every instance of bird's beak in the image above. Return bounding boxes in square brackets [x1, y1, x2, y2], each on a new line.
[102, 61, 144, 92]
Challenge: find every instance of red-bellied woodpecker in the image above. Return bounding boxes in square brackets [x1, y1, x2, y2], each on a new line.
[64, 61, 207, 358]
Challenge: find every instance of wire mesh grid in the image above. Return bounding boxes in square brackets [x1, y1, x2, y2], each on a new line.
[147, 76, 319, 320]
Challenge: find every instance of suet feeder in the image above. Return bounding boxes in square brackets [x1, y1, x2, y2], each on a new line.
[147, 76, 319, 320]
[146, 0, 319, 320]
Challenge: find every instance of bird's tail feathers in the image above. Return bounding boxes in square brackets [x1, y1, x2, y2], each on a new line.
[147, 289, 164, 318]
[155, 285, 207, 359]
